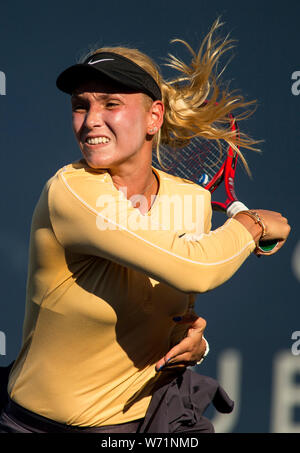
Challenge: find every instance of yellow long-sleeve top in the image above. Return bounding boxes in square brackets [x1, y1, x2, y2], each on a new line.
[8, 159, 255, 427]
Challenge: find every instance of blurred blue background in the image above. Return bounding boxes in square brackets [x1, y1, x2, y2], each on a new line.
[0, 0, 299, 433]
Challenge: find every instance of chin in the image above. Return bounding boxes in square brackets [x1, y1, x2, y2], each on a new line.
[81, 152, 110, 170]
[85, 160, 107, 170]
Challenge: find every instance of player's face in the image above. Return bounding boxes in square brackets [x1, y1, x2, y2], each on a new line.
[71, 80, 152, 171]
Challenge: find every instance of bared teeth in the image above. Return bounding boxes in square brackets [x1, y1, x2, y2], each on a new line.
[86, 137, 110, 144]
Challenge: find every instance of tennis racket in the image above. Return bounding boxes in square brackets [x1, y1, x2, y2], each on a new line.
[152, 114, 277, 252]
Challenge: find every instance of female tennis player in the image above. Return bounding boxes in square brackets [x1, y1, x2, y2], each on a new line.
[0, 20, 290, 433]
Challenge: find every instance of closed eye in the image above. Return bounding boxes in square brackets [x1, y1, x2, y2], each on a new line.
[106, 101, 121, 108]
[71, 103, 87, 112]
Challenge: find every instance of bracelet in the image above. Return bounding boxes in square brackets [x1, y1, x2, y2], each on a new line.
[235, 210, 267, 239]
[196, 336, 209, 365]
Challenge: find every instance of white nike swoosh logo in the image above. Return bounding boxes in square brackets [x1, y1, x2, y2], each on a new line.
[88, 58, 115, 65]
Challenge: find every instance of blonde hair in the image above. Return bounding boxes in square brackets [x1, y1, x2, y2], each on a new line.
[81, 19, 260, 175]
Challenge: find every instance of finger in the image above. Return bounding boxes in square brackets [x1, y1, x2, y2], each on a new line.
[165, 351, 200, 366]
[155, 344, 189, 371]
[160, 361, 197, 370]
[156, 337, 194, 370]
[173, 316, 207, 334]
[164, 338, 193, 362]
[165, 336, 206, 365]
[155, 358, 167, 371]
[155, 348, 183, 372]
[156, 338, 206, 371]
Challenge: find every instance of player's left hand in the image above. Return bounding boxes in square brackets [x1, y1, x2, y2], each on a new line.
[155, 315, 208, 371]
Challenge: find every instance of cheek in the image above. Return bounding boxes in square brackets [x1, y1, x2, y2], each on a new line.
[72, 114, 84, 140]
[114, 109, 148, 141]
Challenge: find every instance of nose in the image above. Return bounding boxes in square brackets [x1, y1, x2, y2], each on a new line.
[84, 105, 105, 129]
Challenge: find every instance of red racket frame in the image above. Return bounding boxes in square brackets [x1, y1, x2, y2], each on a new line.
[203, 113, 239, 213]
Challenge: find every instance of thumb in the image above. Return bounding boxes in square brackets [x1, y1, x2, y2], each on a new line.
[173, 313, 201, 324]
[173, 314, 207, 329]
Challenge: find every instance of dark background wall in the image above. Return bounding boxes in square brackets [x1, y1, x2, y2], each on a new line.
[0, 0, 299, 433]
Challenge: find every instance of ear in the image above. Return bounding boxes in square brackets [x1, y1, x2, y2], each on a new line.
[147, 100, 164, 135]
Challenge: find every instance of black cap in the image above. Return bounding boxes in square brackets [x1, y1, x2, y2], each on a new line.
[56, 51, 162, 101]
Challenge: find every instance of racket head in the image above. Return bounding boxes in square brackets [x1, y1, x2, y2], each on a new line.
[152, 113, 239, 212]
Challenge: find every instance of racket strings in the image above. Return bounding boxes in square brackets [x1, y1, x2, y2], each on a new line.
[152, 136, 229, 185]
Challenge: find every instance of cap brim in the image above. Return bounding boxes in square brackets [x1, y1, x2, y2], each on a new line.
[56, 64, 141, 95]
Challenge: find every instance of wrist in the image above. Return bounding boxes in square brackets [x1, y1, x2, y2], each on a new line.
[234, 210, 265, 245]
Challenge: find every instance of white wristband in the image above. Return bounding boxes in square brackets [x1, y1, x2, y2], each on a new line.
[226, 201, 248, 218]
[196, 336, 209, 365]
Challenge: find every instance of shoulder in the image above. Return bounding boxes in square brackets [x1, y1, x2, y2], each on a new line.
[46, 159, 114, 210]
[47, 159, 110, 191]
[48, 159, 105, 183]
